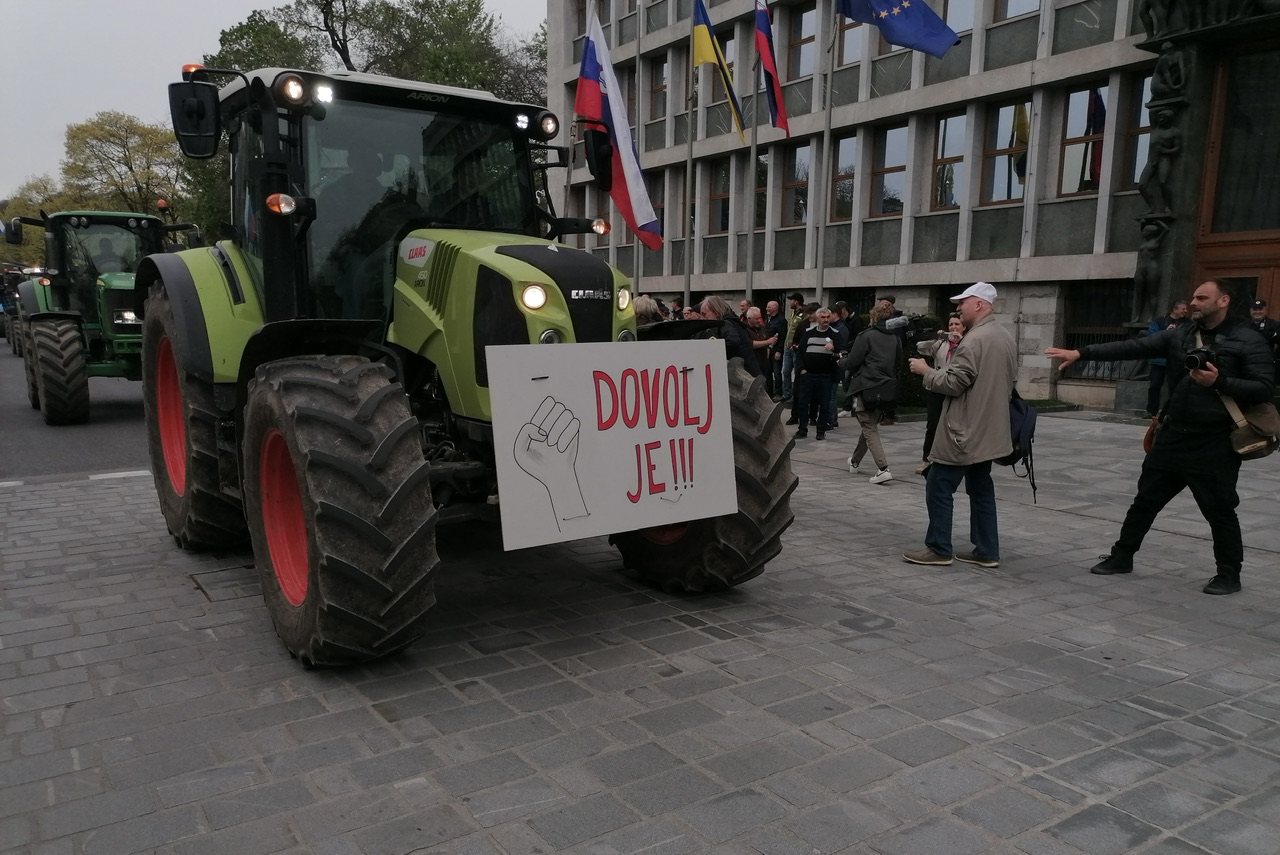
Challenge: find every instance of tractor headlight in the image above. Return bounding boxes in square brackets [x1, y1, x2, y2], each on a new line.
[591, 218, 610, 235]
[618, 329, 637, 342]
[617, 288, 630, 311]
[315, 84, 334, 103]
[113, 310, 140, 325]
[515, 113, 530, 130]
[538, 112, 559, 138]
[279, 74, 306, 103]
[521, 284, 548, 310]
[539, 329, 562, 344]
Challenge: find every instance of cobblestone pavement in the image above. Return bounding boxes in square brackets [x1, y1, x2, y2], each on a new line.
[3, 413, 1279, 855]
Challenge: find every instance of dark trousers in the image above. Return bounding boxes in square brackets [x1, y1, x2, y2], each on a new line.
[1114, 429, 1243, 574]
[1147, 363, 1167, 417]
[925, 460, 998, 560]
[796, 372, 834, 432]
[922, 391, 945, 461]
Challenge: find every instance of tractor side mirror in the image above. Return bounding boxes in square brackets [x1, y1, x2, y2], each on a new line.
[583, 128, 613, 193]
[4, 219, 22, 245]
[168, 81, 221, 159]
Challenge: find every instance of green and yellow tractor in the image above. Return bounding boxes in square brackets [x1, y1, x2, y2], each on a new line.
[144, 65, 796, 666]
[3, 210, 198, 423]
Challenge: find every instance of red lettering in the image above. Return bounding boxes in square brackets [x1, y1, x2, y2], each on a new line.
[621, 369, 640, 428]
[644, 441, 665, 495]
[627, 443, 642, 503]
[640, 369, 661, 428]
[594, 371, 618, 430]
[407, 245, 427, 259]
[663, 366, 680, 427]
[698, 364, 714, 435]
[682, 367, 699, 427]
[669, 438, 679, 490]
[687, 438, 693, 486]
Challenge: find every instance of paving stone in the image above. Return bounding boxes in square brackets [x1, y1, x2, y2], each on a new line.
[1045, 749, 1166, 795]
[873, 726, 969, 766]
[701, 739, 805, 786]
[954, 786, 1059, 837]
[579, 818, 698, 855]
[201, 779, 315, 830]
[1181, 745, 1280, 795]
[897, 761, 999, 806]
[526, 793, 638, 849]
[630, 699, 722, 736]
[620, 765, 726, 816]
[866, 815, 991, 855]
[434, 752, 536, 796]
[585, 743, 683, 787]
[677, 788, 788, 845]
[1046, 804, 1161, 855]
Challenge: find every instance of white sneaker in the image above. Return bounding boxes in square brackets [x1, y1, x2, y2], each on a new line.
[838, 410, 852, 418]
[869, 469, 893, 485]
[847, 456, 860, 474]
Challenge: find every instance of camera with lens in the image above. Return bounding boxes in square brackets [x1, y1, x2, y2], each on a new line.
[1183, 346, 1214, 370]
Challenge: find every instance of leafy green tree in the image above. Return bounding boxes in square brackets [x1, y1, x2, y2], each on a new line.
[1, 176, 106, 266]
[61, 112, 183, 216]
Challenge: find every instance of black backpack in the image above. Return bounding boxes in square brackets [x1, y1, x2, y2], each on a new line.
[996, 388, 1038, 502]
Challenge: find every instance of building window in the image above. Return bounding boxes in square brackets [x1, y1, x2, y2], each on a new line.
[782, 143, 810, 226]
[1061, 279, 1136, 381]
[788, 2, 817, 79]
[871, 125, 908, 216]
[573, 0, 588, 34]
[981, 101, 1030, 204]
[838, 20, 862, 66]
[754, 151, 770, 229]
[944, 0, 976, 32]
[712, 31, 735, 103]
[1123, 75, 1152, 190]
[1059, 85, 1109, 196]
[649, 57, 668, 118]
[709, 158, 731, 234]
[933, 114, 966, 210]
[994, 0, 1039, 21]
[647, 172, 664, 242]
[830, 135, 857, 221]
[619, 0, 637, 14]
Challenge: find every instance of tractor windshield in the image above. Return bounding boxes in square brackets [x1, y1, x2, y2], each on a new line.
[305, 99, 537, 280]
[59, 222, 156, 279]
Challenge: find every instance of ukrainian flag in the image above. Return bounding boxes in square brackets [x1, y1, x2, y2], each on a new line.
[692, 0, 745, 141]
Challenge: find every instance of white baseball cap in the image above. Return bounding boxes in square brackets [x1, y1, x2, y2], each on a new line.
[951, 282, 997, 304]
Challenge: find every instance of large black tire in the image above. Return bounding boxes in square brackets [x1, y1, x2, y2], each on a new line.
[21, 321, 38, 409]
[610, 358, 798, 592]
[142, 286, 248, 549]
[243, 355, 439, 667]
[32, 319, 91, 425]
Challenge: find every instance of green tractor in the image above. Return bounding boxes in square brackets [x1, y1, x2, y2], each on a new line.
[3, 211, 199, 423]
[144, 66, 796, 666]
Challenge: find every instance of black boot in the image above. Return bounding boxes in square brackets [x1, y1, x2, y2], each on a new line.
[1091, 553, 1133, 575]
[1203, 571, 1241, 595]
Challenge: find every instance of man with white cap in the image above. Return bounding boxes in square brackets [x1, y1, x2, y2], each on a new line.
[903, 282, 1017, 569]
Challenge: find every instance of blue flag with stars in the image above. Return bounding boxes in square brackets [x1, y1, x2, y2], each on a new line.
[836, 0, 958, 59]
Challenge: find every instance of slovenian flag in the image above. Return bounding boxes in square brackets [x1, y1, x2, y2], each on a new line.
[754, 0, 789, 137]
[692, 0, 746, 141]
[574, 10, 663, 250]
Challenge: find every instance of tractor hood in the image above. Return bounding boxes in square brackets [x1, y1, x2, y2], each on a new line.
[97, 272, 136, 291]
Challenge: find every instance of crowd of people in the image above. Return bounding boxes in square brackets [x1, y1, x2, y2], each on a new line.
[629, 277, 1276, 596]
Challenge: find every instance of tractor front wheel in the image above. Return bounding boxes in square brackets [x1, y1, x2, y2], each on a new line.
[20, 322, 38, 408]
[611, 358, 798, 592]
[142, 285, 248, 549]
[32, 319, 91, 425]
[243, 355, 439, 667]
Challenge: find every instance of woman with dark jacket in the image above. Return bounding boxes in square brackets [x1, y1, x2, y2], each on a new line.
[699, 295, 762, 376]
[914, 313, 964, 475]
[839, 304, 903, 484]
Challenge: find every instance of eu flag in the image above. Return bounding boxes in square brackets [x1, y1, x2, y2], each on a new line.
[836, 0, 959, 59]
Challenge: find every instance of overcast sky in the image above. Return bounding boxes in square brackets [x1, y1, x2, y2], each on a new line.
[0, 0, 547, 199]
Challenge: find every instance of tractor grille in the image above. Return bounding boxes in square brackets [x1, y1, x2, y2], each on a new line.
[495, 245, 615, 343]
[104, 289, 141, 335]
[472, 266, 525, 387]
[423, 240, 459, 315]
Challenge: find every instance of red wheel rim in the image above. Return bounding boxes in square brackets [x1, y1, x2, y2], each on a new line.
[155, 337, 187, 495]
[260, 429, 309, 607]
[640, 523, 690, 546]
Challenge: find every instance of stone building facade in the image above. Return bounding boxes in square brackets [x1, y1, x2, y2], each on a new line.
[546, 0, 1280, 406]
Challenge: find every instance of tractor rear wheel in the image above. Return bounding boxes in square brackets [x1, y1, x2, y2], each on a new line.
[32, 319, 91, 425]
[22, 322, 38, 409]
[611, 358, 798, 592]
[142, 286, 248, 549]
[243, 355, 439, 667]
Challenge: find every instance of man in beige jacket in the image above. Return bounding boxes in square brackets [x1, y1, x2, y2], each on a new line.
[902, 282, 1017, 569]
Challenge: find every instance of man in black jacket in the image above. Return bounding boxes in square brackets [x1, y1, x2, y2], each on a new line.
[794, 307, 839, 441]
[1046, 279, 1275, 595]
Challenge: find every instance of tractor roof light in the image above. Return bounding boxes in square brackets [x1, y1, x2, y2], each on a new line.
[515, 113, 530, 130]
[266, 193, 297, 215]
[127, 218, 138, 228]
[315, 84, 334, 103]
[521, 284, 548, 311]
[181, 63, 205, 81]
[537, 111, 559, 139]
[279, 74, 306, 104]
[38, 278, 51, 286]
[591, 218, 610, 236]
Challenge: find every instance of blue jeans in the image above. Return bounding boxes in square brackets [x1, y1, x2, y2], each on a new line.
[796, 372, 834, 432]
[781, 349, 797, 399]
[925, 460, 999, 560]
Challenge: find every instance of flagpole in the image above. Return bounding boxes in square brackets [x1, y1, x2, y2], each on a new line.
[813, 14, 838, 304]
[683, 18, 696, 311]
[745, 59, 761, 304]
[635, 0, 646, 295]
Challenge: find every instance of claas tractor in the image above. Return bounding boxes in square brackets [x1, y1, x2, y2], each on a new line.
[3, 210, 198, 423]
[144, 66, 796, 666]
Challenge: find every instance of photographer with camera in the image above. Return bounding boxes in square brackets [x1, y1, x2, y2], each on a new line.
[1045, 279, 1275, 595]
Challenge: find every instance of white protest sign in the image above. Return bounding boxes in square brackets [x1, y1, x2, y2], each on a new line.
[487, 340, 737, 550]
